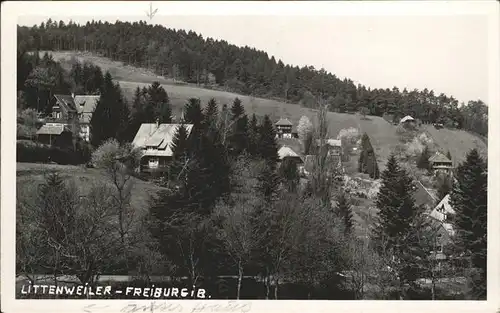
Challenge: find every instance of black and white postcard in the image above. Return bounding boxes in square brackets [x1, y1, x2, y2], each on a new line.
[2, 1, 499, 313]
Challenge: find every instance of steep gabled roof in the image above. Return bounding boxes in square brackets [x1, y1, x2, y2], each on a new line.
[53, 94, 77, 112]
[132, 123, 194, 157]
[278, 146, 302, 161]
[275, 118, 293, 126]
[429, 151, 452, 164]
[400, 115, 415, 123]
[74, 95, 100, 124]
[414, 181, 437, 208]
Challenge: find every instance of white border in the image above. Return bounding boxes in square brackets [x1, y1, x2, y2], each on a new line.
[2, 1, 499, 313]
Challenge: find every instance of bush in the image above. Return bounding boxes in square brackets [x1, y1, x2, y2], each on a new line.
[17, 140, 84, 165]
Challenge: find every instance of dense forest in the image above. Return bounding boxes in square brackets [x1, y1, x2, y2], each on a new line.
[17, 19, 488, 137]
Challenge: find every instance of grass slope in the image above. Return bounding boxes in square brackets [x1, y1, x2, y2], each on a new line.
[45, 51, 486, 170]
[17, 162, 164, 211]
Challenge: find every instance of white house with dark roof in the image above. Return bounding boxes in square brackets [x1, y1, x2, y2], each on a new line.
[275, 118, 293, 139]
[429, 151, 453, 174]
[74, 95, 99, 142]
[132, 123, 194, 173]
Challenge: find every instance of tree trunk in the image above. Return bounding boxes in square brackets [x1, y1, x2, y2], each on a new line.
[274, 276, 279, 300]
[237, 261, 243, 300]
[265, 271, 270, 299]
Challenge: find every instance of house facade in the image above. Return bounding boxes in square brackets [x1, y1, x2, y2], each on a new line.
[275, 118, 293, 139]
[424, 194, 456, 263]
[36, 123, 73, 147]
[278, 146, 303, 164]
[132, 123, 194, 173]
[74, 95, 99, 142]
[429, 152, 453, 174]
[48, 94, 98, 142]
[316, 139, 343, 157]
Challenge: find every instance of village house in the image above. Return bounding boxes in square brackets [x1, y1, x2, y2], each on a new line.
[424, 194, 456, 265]
[36, 123, 73, 147]
[278, 146, 303, 164]
[315, 139, 343, 157]
[399, 115, 417, 128]
[49, 94, 99, 142]
[275, 118, 293, 139]
[74, 95, 99, 142]
[429, 152, 453, 174]
[132, 122, 194, 173]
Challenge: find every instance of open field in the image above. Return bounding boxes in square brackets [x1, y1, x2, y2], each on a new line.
[44, 51, 487, 170]
[16, 162, 164, 211]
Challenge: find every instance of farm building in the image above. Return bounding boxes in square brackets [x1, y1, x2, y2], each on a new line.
[36, 123, 73, 146]
[132, 122, 194, 173]
[429, 152, 453, 174]
[278, 146, 303, 164]
[315, 139, 343, 157]
[275, 118, 293, 139]
[301, 154, 343, 177]
[423, 194, 456, 262]
[399, 115, 416, 127]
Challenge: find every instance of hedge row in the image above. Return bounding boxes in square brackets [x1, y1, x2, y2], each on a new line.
[17, 140, 91, 165]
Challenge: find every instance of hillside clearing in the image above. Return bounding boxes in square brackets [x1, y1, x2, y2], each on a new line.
[17, 163, 164, 211]
[44, 51, 487, 170]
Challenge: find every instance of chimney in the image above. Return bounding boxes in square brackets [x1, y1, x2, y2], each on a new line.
[71, 92, 75, 99]
[156, 118, 160, 128]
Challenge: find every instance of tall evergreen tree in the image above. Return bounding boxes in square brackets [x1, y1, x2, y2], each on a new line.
[147, 81, 172, 123]
[336, 191, 353, 234]
[247, 113, 259, 157]
[417, 145, 431, 170]
[258, 115, 279, 167]
[449, 149, 487, 299]
[373, 154, 424, 297]
[278, 158, 300, 193]
[358, 133, 379, 178]
[168, 124, 191, 181]
[90, 72, 129, 146]
[257, 162, 281, 203]
[184, 98, 203, 128]
[204, 98, 219, 130]
[230, 97, 245, 121]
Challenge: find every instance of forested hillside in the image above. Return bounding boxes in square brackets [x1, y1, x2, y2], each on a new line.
[18, 19, 487, 137]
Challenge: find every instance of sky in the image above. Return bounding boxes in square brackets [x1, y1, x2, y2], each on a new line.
[16, 6, 491, 104]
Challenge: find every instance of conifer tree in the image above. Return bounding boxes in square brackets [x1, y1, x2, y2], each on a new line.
[184, 98, 203, 128]
[417, 145, 431, 170]
[449, 148, 487, 299]
[336, 191, 353, 234]
[230, 97, 245, 121]
[373, 154, 424, 296]
[247, 113, 259, 157]
[168, 124, 191, 181]
[90, 72, 129, 146]
[258, 115, 279, 167]
[446, 150, 452, 162]
[184, 98, 204, 152]
[278, 158, 300, 193]
[147, 81, 172, 123]
[257, 162, 281, 203]
[204, 98, 218, 130]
